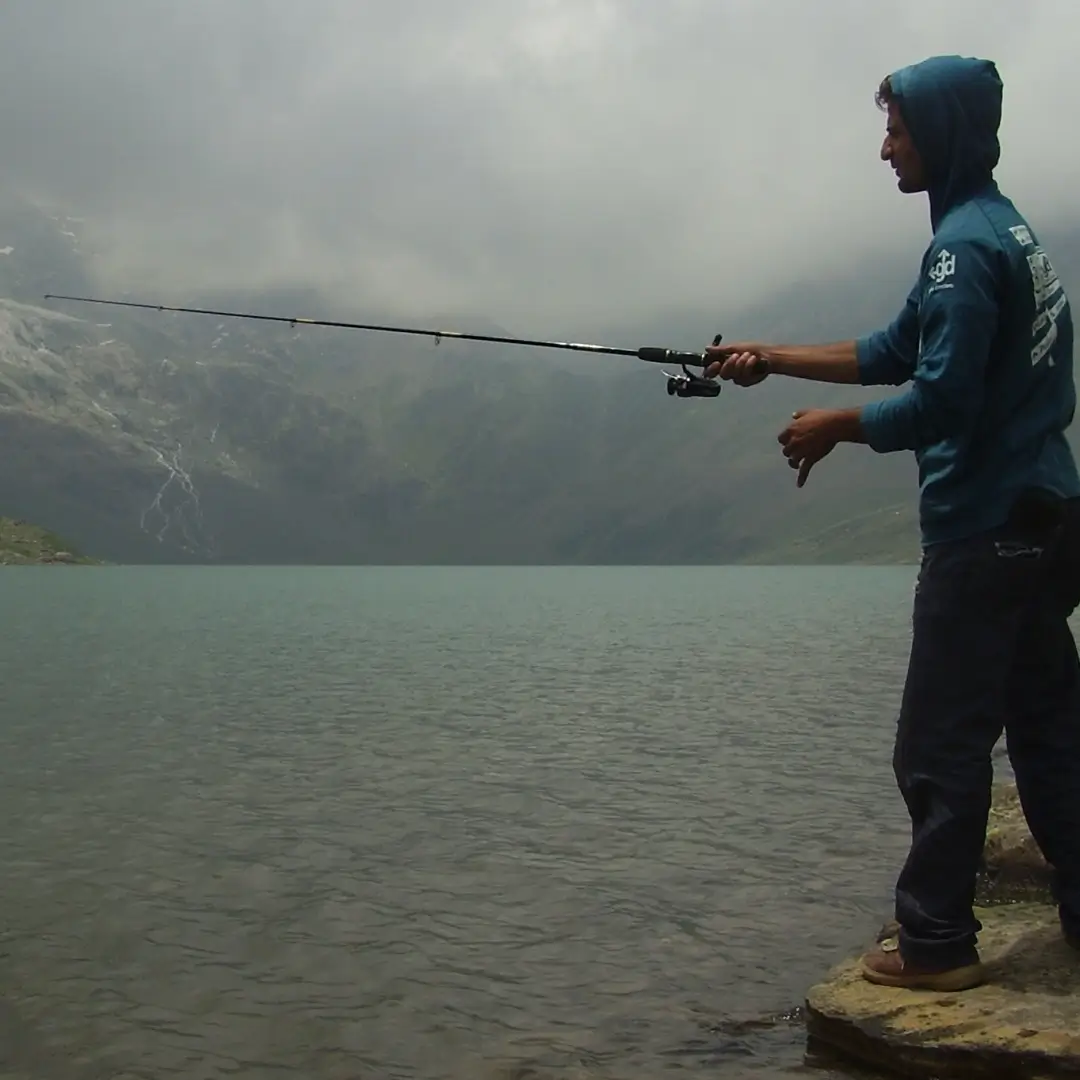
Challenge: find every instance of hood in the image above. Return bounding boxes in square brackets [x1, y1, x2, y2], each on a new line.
[888, 54, 1003, 230]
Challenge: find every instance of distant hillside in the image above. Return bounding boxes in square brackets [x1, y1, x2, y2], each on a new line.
[1, 190, 1077, 566]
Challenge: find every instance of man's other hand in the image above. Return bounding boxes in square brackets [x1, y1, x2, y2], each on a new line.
[778, 409, 844, 487]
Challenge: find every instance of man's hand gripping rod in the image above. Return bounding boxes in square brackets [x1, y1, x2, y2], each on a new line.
[639, 334, 766, 398]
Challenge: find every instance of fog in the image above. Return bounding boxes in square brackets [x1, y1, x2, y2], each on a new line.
[1, 0, 1076, 335]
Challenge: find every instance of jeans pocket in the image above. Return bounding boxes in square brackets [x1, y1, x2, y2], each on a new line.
[919, 532, 1047, 623]
[992, 538, 1050, 560]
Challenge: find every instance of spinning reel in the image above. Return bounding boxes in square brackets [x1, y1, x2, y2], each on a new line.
[638, 334, 726, 398]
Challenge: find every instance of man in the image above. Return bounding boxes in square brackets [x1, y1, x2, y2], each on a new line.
[705, 54, 1080, 992]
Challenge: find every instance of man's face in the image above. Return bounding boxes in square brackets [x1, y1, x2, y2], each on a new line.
[880, 99, 926, 194]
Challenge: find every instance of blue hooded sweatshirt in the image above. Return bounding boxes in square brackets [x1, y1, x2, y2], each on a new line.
[856, 54, 1079, 546]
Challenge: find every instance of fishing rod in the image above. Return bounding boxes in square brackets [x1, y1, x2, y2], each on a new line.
[42, 292, 766, 399]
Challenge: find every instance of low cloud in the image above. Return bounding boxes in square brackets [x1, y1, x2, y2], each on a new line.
[1, 0, 1077, 335]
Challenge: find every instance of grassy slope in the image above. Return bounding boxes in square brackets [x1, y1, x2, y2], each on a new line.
[0, 516, 99, 564]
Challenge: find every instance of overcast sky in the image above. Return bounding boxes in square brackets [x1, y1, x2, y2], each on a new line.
[1, 0, 1077, 336]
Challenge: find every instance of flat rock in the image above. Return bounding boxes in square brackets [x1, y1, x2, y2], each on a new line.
[978, 782, 1055, 904]
[805, 903, 1080, 1079]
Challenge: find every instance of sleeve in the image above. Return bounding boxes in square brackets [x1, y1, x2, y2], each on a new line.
[855, 279, 922, 387]
[859, 239, 1001, 453]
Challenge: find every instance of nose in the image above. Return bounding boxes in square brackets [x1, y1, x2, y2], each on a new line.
[880, 136, 892, 162]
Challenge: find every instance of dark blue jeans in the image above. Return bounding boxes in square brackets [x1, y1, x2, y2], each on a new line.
[893, 490, 1080, 969]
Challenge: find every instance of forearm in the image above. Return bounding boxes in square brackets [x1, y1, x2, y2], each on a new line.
[760, 341, 860, 384]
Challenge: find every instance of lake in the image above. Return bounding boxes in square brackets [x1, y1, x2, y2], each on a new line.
[1, 565, 948, 1079]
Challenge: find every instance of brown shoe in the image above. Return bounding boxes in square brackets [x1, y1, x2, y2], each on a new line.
[861, 937, 984, 992]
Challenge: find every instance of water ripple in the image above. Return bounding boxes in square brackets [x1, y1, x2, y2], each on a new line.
[1, 566, 927, 1078]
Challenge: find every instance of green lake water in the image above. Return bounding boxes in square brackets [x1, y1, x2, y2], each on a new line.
[1, 565, 943, 1079]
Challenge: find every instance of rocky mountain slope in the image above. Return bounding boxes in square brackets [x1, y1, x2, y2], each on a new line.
[1, 192, 1076, 565]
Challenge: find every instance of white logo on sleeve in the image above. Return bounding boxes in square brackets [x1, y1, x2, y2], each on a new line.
[927, 249, 956, 290]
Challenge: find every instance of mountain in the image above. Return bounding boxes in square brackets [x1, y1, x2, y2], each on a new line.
[1, 191, 1077, 565]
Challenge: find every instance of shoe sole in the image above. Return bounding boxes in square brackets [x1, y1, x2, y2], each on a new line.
[860, 960, 985, 992]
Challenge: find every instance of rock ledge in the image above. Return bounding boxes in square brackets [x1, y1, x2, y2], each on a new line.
[806, 904, 1080, 1078]
[805, 783, 1079, 1078]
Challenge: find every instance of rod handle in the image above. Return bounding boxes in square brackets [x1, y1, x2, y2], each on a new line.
[637, 334, 768, 375]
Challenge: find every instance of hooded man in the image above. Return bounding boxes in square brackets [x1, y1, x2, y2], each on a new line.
[705, 55, 1080, 991]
